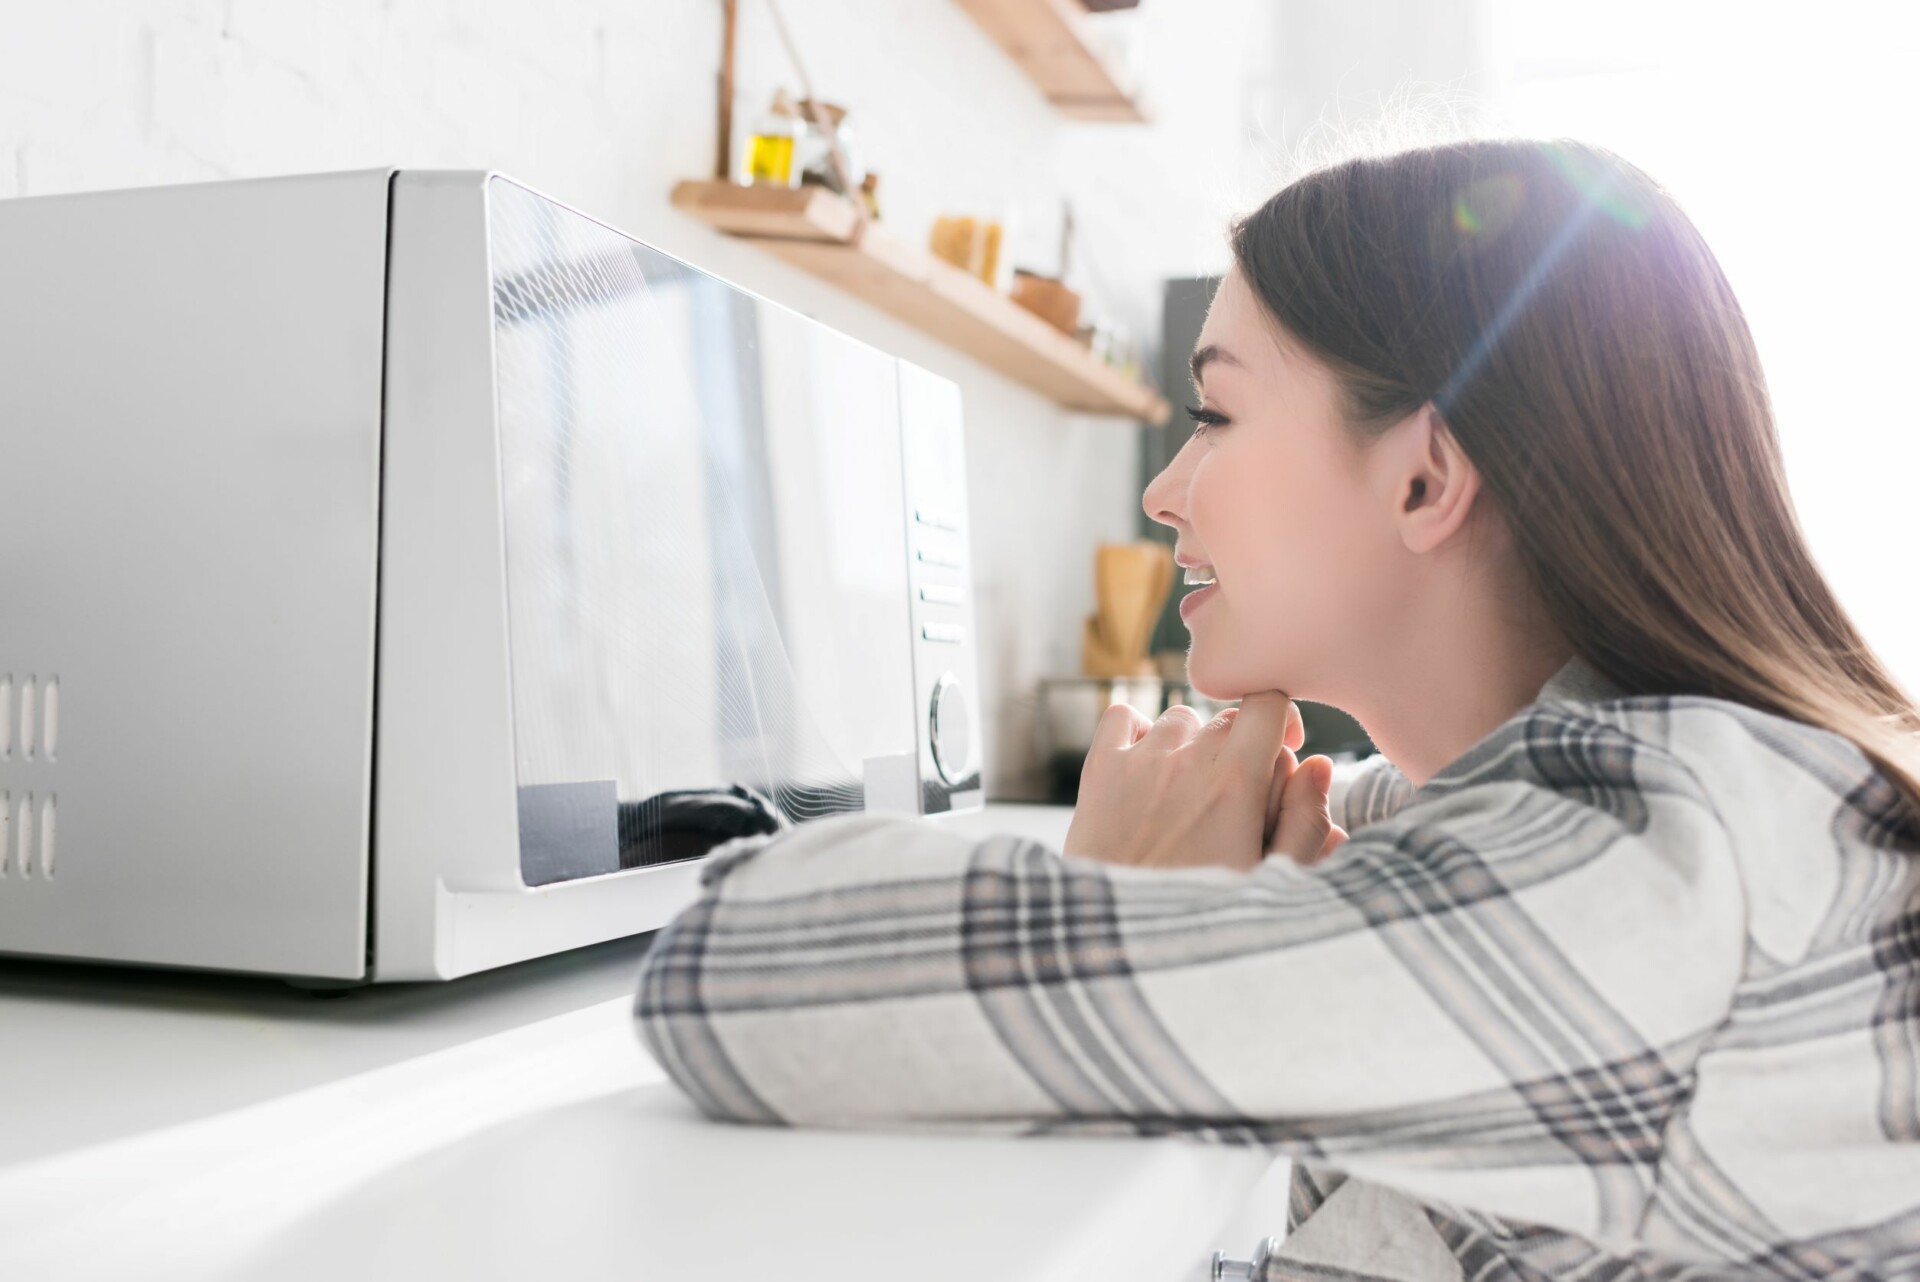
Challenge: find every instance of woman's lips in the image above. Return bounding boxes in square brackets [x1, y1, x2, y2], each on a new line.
[1178, 583, 1219, 621]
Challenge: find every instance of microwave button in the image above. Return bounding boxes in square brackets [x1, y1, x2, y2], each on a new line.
[921, 623, 965, 645]
[929, 673, 972, 785]
[918, 583, 963, 606]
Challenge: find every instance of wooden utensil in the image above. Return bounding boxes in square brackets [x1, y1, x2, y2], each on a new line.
[1081, 542, 1173, 678]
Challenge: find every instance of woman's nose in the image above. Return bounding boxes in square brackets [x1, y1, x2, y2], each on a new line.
[1142, 454, 1187, 533]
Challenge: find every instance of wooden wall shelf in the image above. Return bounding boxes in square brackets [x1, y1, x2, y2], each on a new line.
[672, 180, 1170, 425]
[953, 0, 1148, 122]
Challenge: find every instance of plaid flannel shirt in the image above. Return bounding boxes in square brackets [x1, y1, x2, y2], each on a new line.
[633, 658, 1920, 1279]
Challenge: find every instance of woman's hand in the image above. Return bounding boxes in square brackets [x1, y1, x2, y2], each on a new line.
[1061, 691, 1349, 872]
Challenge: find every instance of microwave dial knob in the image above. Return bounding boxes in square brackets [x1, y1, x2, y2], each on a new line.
[929, 673, 972, 786]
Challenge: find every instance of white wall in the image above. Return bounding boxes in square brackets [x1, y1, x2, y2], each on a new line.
[0, 0, 1278, 798]
[1256, 0, 1494, 176]
[1481, 0, 1920, 690]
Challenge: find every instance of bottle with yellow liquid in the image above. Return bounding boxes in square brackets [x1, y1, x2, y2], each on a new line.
[744, 89, 801, 188]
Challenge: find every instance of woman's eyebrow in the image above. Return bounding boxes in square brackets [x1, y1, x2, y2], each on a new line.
[1190, 343, 1242, 387]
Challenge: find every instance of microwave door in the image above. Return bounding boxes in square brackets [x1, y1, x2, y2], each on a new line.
[487, 179, 916, 886]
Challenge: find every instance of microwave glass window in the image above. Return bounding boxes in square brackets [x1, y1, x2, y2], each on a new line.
[486, 179, 916, 885]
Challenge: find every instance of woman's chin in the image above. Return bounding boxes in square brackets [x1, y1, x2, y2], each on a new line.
[1186, 644, 1293, 704]
[1182, 649, 1248, 702]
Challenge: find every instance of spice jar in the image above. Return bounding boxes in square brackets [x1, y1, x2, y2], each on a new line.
[744, 89, 803, 188]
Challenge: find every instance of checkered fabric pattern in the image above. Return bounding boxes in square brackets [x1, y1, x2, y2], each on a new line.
[634, 658, 1920, 1279]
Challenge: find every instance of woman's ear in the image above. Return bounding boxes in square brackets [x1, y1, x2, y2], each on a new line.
[1395, 405, 1482, 556]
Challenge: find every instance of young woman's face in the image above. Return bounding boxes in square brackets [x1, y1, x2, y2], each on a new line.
[1143, 267, 1408, 701]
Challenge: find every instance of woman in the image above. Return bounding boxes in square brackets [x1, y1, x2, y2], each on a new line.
[634, 139, 1920, 1279]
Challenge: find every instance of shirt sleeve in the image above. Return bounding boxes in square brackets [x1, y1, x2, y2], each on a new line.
[632, 707, 1746, 1239]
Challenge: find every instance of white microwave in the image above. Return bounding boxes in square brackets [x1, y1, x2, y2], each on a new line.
[0, 170, 982, 983]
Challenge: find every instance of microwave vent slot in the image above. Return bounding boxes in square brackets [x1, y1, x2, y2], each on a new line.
[0, 671, 64, 878]
[42, 676, 59, 761]
[18, 677, 35, 760]
[0, 672, 58, 763]
[0, 792, 61, 880]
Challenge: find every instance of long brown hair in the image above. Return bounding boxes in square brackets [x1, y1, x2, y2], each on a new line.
[1230, 138, 1920, 827]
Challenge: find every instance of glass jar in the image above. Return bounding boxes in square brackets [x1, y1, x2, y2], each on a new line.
[744, 93, 802, 188]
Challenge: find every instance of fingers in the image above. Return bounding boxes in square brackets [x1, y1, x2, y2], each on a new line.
[1089, 701, 1154, 753]
[1273, 753, 1335, 863]
[1317, 822, 1349, 861]
[1222, 691, 1295, 775]
[1263, 746, 1297, 847]
[1284, 700, 1305, 754]
[1092, 700, 1232, 756]
[1138, 701, 1208, 751]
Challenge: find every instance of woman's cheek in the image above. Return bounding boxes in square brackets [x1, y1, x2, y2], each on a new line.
[1207, 466, 1305, 634]
[1241, 476, 1341, 646]
[1192, 447, 1271, 550]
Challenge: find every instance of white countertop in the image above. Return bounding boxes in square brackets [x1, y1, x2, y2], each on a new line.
[0, 804, 1292, 1281]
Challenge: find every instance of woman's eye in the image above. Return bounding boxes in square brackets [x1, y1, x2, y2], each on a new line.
[1185, 405, 1229, 437]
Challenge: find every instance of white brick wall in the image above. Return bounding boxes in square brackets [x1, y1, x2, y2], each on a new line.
[0, 0, 1282, 797]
